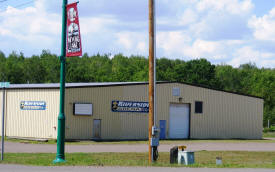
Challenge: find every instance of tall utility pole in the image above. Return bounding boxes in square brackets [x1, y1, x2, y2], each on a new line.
[149, 0, 158, 163]
[53, 0, 67, 163]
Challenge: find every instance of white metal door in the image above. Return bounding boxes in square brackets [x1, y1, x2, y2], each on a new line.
[169, 104, 190, 139]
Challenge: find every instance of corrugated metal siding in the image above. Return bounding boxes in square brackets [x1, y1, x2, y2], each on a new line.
[65, 83, 262, 140]
[0, 91, 3, 134]
[65, 85, 149, 140]
[2, 82, 263, 140]
[182, 84, 263, 139]
[156, 83, 181, 138]
[5, 89, 59, 139]
[0, 90, 8, 136]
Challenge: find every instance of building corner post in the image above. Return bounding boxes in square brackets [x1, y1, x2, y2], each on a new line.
[53, 0, 67, 164]
[1, 87, 5, 161]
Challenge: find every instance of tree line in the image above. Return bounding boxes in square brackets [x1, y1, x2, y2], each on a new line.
[0, 50, 274, 127]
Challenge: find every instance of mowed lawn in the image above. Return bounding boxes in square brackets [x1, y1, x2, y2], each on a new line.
[263, 132, 275, 138]
[0, 151, 274, 168]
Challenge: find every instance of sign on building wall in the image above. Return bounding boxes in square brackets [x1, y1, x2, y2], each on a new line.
[0, 82, 10, 88]
[20, 101, 46, 110]
[111, 101, 149, 113]
[66, 2, 82, 57]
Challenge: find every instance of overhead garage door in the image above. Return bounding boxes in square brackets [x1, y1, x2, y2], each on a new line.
[169, 103, 190, 139]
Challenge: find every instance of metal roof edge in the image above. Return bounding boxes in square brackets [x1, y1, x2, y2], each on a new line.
[6, 81, 263, 100]
[167, 81, 263, 100]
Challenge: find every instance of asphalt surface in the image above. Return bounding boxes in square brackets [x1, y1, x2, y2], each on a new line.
[0, 165, 274, 172]
[1, 141, 275, 153]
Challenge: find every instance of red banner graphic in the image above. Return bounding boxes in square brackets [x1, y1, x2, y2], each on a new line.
[66, 2, 82, 57]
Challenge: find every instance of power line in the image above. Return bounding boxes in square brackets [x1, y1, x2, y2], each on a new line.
[0, 0, 36, 11]
[0, 0, 13, 11]
[13, 0, 35, 8]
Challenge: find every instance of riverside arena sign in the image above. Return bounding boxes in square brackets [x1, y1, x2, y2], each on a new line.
[111, 100, 149, 113]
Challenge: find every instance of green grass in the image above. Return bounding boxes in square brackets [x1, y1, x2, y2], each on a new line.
[1, 137, 57, 144]
[263, 132, 275, 138]
[65, 139, 275, 145]
[159, 139, 275, 144]
[0, 151, 274, 168]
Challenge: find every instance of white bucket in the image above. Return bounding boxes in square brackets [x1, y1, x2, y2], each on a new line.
[216, 157, 222, 165]
[178, 151, 195, 165]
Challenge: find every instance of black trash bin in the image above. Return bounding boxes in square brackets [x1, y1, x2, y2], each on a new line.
[170, 146, 178, 164]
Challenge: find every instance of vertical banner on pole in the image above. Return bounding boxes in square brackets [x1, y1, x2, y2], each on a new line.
[66, 2, 82, 57]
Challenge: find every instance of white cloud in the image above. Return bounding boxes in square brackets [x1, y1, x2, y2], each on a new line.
[0, 0, 274, 68]
[157, 31, 191, 58]
[196, 0, 254, 15]
[116, 32, 133, 50]
[248, 7, 275, 41]
[230, 46, 275, 67]
[178, 8, 198, 26]
[80, 16, 117, 35]
[157, 32, 230, 60]
[115, 31, 148, 55]
[184, 39, 227, 60]
[0, 3, 60, 41]
[0, 0, 149, 56]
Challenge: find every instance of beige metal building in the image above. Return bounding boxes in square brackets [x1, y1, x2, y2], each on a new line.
[0, 82, 263, 140]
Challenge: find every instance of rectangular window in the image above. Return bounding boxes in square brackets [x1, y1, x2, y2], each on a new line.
[172, 87, 180, 96]
[195, 101, 203, 113]
[74, 103, 93, 116]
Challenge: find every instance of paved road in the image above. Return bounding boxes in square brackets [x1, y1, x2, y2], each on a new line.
[1, 141, 275, 153]
[0, 165, 274, 172]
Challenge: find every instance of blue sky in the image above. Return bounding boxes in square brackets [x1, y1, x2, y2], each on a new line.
[0, 0, 275, 68]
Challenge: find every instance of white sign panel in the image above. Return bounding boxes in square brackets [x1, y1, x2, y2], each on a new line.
[0, 82, 10, 88]
[20, 101, 46, 110]
[74, 103, 93, 116]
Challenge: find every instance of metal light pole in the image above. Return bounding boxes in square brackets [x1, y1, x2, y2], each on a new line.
[53, 0, 67, 163]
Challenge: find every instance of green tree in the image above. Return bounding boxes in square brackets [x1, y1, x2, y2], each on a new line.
[66, 56, 90, 82]
[0, 51, 6, 81]
[174, 58, 220, 88]
[5, 52, 25, 84]
[156, 58, 177, 81]
[88, 54, 112, 82]
[128, 56, 148, 81]
[40, 50, 60, 83]
[24, 55, 46, 83]
[111, 54, 132, 81]
[215, 64, 242, 92]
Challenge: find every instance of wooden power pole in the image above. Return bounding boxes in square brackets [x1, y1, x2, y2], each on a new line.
[148, 0, 156, 163]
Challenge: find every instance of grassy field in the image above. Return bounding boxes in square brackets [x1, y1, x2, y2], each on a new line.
[263, 132, 275, 138]
[0, 151, 274, 168]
